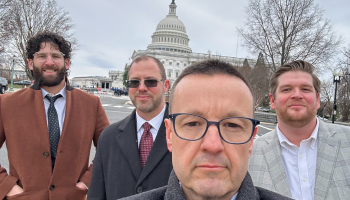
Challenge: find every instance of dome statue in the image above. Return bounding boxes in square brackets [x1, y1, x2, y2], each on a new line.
[147, 0, 192, 53]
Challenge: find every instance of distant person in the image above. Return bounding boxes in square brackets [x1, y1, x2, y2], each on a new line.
[87, 55, 172, 199]
[121, 60, 292, 200]
[0, 31, 110, 199]
[249, 60, 350, 199]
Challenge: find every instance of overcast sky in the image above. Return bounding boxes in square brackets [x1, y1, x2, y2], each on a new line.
[56, 0, 350, 78]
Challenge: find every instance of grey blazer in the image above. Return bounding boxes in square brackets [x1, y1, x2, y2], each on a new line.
[248, 119, 350, 199]
[120, 170, 293, 200]
[87, 104, 172, 200]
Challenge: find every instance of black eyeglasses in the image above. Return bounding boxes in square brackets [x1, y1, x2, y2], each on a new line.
[169, 113, 260, 144]
[126, 79, 165, 88]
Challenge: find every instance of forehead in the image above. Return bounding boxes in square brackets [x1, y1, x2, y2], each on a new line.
[129, 59, 161, 79]
[39, 42, 60, 51]
[172, 74, 254, 118]
[277, 70, 314, 87]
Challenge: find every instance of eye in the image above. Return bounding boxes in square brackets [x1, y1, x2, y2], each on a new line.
[223, 122, 241, 128]
[282, 88, 291, 92]
[185, 121, 201, 127]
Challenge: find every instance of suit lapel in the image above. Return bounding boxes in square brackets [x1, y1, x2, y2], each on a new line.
[314, 121, 340, 199]
[137, 104, 170, 186]
[116, 110, 142, 181]
[262, 130, 292, 198]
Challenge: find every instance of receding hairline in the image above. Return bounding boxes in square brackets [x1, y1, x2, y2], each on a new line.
[170, 73, 254, 113]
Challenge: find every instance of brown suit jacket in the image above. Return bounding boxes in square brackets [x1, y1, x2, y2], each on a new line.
[0, 83, 109, 200]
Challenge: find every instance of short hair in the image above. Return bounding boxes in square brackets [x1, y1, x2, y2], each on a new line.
[169, 59, 252, 113]
[26, 31, 72, 60]
[269, 60, 321, 98]
[128, 55, 166, 79]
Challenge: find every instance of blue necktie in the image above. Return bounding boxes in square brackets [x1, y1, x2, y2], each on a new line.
[46, 94, 62, 169]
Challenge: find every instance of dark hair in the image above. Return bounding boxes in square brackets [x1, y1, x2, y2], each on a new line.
[169, 59, 252, 113]
[129, 55, 166, 79]
[270, 60, 321, 98]
[26, 31, 72, 60]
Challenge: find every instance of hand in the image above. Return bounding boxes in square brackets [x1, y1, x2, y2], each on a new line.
[76, 182, 88, 191]
[6, 184, 23, 197]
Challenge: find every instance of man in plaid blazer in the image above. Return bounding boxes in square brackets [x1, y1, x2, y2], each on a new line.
[249, 60, 350, 200]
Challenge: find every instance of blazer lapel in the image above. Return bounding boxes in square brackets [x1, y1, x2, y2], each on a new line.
[137, 104, 170, 186]
[314, 121, 340, 199]
[262, 130, 292, 198]
[116, 110, 142, 181]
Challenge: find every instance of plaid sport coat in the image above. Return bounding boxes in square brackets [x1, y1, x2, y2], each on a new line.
[248, 119, 350, 200]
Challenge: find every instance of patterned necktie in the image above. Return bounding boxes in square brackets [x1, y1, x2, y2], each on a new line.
[46, 94, 62, 168]
[139, 122, 153, 168]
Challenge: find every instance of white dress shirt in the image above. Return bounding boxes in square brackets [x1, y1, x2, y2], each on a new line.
[136, 104, 166, 147]
[276, 118, 319, 200]
[41, 85, 67, 135]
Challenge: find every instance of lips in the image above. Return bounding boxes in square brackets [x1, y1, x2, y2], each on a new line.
[136, 95, 150, 100]
[196, 164, 225, 171]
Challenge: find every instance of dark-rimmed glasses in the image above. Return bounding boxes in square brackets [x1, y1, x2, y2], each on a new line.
[33, 52, 65, 63]
[169, 113, 260, 144]
[126, 79, 165, 88]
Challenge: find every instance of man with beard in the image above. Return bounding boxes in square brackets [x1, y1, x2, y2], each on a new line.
[0, 32, 109, 199]
[87, 55, 172, 200]
[248, 60, 350, 200]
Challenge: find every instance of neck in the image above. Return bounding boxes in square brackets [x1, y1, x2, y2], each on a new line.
[137, 101, 165, 121]
[277, 117, 317, 147]
[41, 79, 66, 95]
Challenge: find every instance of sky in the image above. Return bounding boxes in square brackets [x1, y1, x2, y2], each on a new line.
[56, 0, 350, 78]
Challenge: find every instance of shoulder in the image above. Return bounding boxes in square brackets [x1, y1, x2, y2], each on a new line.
[99, 112, 135, 140]
[120, 186, 167, 200]
[252, 129, 277, 150]
[256, 186, 292, 200]
[318, 120, 350, 141]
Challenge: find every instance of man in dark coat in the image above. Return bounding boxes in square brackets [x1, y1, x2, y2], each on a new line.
[87, 56, 172, 200]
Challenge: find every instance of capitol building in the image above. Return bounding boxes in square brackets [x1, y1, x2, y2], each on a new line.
[131, 0, 255, 85]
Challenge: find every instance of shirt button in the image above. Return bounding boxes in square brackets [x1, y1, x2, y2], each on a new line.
[302, 178, 306, 182]
[300, 155, 303, 159]
[137, 186, 143, 193]
[50, 185, 55, 191]
[43, 152, 50, 157]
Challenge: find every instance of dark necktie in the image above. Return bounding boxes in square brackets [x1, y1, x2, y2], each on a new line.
[139, 122, 153, 168]
[46, 94, 62, 169]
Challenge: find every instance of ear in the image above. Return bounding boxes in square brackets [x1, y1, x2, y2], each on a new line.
[164, 79, 170, 93]
[28, 59, 33, 70]
[65, 58, 70, 70]
[317, 93, 320, 109]
[269, 93, 275, 110]
[164, 118, 173, 153]
[248, 126, 258, 158]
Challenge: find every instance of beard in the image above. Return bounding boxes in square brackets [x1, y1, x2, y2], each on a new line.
[33, 63, 67, 87]
[277, 103, 317, 128]
[131, 89, 164, 113]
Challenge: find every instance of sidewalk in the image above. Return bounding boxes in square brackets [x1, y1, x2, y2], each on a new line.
[5, 87, 23, 93]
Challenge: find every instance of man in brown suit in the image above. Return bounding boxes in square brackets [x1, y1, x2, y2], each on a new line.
[0, 32, 109, 199]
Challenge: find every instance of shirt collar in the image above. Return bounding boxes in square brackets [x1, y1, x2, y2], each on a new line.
[277, 117, 319, 149]
[41, 83, 67, 99]
[136, 104, 166, 132]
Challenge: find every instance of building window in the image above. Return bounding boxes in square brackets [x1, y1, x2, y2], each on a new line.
[184, 64, 187, 67]
[176, 72, 179, 78]
[168, 70, 172, 77]
[177, 63, 179, 66]
[162, 61, 164, 64]
[169, 62, 172, 65]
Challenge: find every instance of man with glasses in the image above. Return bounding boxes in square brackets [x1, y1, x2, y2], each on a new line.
[121, 60, 291, 200]
[88, 55, 173, 199]
[0, 32, 109, 199]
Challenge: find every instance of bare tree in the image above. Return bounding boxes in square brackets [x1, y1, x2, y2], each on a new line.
[238, 0, 342, 73]
[0, 0, 12, 55]
[3, 0, 76, 79]
[318, 79, 334, 119]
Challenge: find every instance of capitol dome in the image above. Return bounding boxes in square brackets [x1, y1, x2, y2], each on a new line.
[147, 0, 192, 53]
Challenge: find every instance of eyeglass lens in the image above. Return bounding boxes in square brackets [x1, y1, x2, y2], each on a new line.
[128, 79, 159, 88]
[173, 114, 254, 143]
[34, 52, 64, 63]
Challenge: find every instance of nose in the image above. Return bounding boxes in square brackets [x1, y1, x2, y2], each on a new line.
[137, 80, 148, 92]
[291, 88, 303, 99]
[44, 55, 55, 66]
[200, 124, 224, 153]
